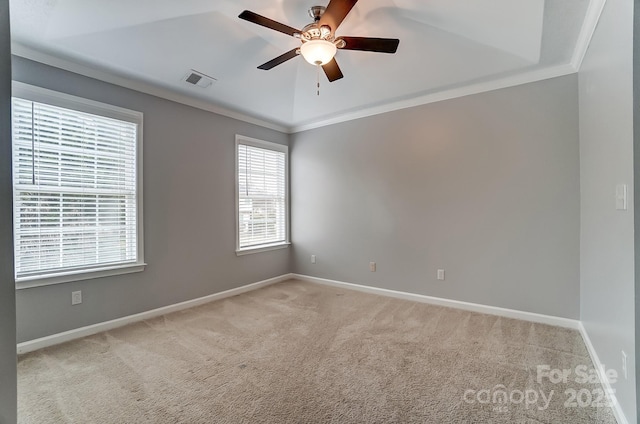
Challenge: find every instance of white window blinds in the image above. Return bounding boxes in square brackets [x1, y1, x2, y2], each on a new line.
[12, 96, 140, 279]
[237, 139, 288, 250]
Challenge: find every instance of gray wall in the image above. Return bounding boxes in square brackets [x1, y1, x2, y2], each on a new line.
[0, 0, 16, 422]
[635, 0, 640, 415]
[291, 75, 580, 319]
[13, 57, 290, 343]
[579, 0, 637, 421]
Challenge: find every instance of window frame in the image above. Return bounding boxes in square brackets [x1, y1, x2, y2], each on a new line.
[235, 135, 290, 255]
[12, 82, 145, 289]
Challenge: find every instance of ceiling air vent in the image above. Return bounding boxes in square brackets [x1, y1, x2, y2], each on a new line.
[183, 70, 216, 88]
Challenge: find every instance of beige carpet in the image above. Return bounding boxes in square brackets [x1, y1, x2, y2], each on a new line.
[18, 279, 617, 423]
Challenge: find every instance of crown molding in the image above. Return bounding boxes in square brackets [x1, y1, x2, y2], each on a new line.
[290, 63, 577, 133]
[570, 0, 607, 70]
[290, 0, 607, 133]
[11, 42, 291, 133]
[14, 0, 607, 139]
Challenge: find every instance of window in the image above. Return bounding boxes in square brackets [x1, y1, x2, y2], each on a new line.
[12, 83, 144, 287]
[236, 135, 289, 254]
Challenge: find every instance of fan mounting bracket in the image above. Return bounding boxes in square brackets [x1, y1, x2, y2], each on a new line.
[308, 6, 326, 22]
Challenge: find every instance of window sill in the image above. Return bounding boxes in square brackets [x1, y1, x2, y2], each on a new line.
[15, 262, 147, 290]
[236, 242, 291, 256]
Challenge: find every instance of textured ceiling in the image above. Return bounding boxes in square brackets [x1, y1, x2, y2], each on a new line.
[9, 0, 593, 130]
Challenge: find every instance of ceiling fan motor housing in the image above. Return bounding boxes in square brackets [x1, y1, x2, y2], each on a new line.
[301, 6, 335, 42]
[302, 26, 332, 42]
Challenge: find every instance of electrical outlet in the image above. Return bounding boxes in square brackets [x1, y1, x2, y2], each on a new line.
[369, 262, 376, 272]
[71, 291, 82, 305]
[437, 269, 445, 280]
[311, 255, 316, 264]
[622, 350, 628, 379]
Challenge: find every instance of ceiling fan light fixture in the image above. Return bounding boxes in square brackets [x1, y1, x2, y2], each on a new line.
[300, 39, 337, 66]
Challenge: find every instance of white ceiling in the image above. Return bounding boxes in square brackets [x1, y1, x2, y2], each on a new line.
[9, 0, 595, 131]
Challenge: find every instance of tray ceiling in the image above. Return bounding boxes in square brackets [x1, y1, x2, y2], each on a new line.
[9, 0, 594, 131]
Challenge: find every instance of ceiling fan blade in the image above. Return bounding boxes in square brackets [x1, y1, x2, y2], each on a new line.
[322, 58, 344, 82]
[337, 37, 400, 53]
[257, 48, 300, 70]
[319, 0, 358, 34]
[238, 10, 301, 37]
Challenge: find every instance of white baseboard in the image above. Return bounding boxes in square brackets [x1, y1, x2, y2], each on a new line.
[578, 323, 628, 424]
[17, 273, 294, 354]
[18, 272, 628, 423]
[295, 274, 630, 421]
[292, 273, 581, 330]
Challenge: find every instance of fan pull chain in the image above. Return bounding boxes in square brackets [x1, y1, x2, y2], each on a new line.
[316, 65, 320, 96]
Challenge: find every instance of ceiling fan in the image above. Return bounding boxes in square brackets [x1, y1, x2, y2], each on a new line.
[239, 0, 400, 82]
